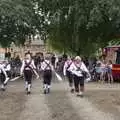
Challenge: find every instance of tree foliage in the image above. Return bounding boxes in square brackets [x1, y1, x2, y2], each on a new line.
[0, 0, 36, 47]
[36, 0, 120, 56]
[1, 0, 120, 56]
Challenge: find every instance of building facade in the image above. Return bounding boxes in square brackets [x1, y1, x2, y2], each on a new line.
[10, 34, 45, 59]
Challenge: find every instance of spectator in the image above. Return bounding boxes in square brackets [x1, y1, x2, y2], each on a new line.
[51, 54, 56, 68]
[107, 60, 113, 83]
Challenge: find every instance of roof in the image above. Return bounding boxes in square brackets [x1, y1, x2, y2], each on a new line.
[31, 39, 44, 46]
[105, 45, 120, 48]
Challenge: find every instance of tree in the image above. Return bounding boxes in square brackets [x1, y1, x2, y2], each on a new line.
[0, 0, 36, 47]
[1, 0, 120, 56]
[36, 0, 120, 56]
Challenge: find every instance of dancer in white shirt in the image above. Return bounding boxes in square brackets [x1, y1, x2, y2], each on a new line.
[63, 57, 74, 93]
[68, 56, 90, 97]
[4, 60, 11, 78]
[21, 53, 39, 94]
[41, 55, 53, 94]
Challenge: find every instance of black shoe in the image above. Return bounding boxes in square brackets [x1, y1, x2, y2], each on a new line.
[48, 88, 50, 94]
[25, 87, 28, 91]
[71, 89, 74, 93]
[4, 83, 7, 86]
[27, 91, 31, 95]
[80, 94, 84, 98]
[44, 89, 47, 94]
[76, 93, 84, 98]
[1, 88, 5, 91]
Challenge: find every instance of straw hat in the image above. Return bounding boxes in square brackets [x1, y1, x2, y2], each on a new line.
[75, 56, 82, 61]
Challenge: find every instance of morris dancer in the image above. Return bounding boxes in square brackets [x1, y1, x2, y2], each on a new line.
[68, 56, 90, 97]
[21, 53, 39, 94]
[63, 57, 74, 93]
[4, 60, 11, 78]
[41, 55, 53, 94]
[0, 61, 9, 91]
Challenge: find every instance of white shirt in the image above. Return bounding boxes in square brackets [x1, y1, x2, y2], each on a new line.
[108, 64, 112, 69]
[20, 59, 36, 74]
[68, 62, 89, 77]
[41, 60, 53, 71]
[63, 60, 72, 76]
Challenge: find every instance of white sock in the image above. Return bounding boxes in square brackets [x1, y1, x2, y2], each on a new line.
[79, 91, 83, 95]
[48, 85, 51, 89]
[71, 86, 74, 89]
[25, 81, 28, 85]
[28, 84, 31, 92]
[25, 82, 28, 88]
[1, 84, 4, 89]
[4, 77, 9, 84]
[44, 84, 47, 89]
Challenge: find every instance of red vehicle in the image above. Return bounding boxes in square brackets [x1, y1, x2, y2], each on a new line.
[103, 45, 120, 79]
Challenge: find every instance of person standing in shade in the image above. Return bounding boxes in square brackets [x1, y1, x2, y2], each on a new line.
[68, 56, 90, 97]
[41, 55, 54, 94]
[20, 53, 39, 95]
[107, 60, 113, 83]
[63, 57, 74, 93]
[51, 54, 56, 69]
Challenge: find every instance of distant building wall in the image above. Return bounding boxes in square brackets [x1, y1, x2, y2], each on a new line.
[10, 35, 46, 59]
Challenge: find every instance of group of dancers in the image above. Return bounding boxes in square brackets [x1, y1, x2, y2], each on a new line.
[0, 53, 91, 97]
[0, 53, 54, 95]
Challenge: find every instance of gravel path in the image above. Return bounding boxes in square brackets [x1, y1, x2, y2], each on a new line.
[0, 79, 120, 120]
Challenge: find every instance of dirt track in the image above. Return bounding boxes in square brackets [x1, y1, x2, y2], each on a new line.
[0, 79, 120, 120]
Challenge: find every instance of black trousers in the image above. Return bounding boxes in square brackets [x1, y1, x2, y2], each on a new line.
[43, 70, 52, 85]
[0, 73, 5, 84]
[73, 75, 84, 93]
[6, 71, 11, 78]
[66, 71, 73, 86]
[24, 70, 33, 84]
